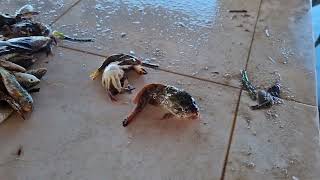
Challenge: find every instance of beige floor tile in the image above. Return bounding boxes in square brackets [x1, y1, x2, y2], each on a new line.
[224, 93, 320, 180]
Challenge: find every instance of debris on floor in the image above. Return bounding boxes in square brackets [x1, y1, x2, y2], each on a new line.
[241, 70, 257, 100]
[240, 70, 284, 110]
[265, 27, 270, 37]
[267, 56, 276, 63]
[228, 10, 248, 13]
[123, 83, 199, 127]
[16, 145, 23, 157]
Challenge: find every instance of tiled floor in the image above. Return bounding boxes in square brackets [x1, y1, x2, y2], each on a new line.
[0, 0, 319, 180]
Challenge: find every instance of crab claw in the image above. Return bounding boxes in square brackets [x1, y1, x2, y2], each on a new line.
[133, 65, 147, 75]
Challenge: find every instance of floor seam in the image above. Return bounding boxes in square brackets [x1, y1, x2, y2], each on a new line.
[49, 0, 83, 26]
[220, 89, 242, 180]
[219, 0, 263, 179]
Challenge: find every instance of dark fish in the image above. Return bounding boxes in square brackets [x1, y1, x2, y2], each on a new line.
[0, 67, 33, 112]
[6, 54, 36, 68]
[0, 89, 25, 119]
[3, 20, 51, 38]
[7, 36, 55, 55]
[0, 59, 26, 72]
[0, 40, 32, 56]
[26, 68, 47, 79]
[0, 14, 16, 28]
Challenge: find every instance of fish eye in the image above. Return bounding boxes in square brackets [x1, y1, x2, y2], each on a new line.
[30, 79, 33, 82]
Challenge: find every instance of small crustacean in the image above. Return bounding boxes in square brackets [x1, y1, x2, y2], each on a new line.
[0, 67, 33, 112]
[7, 36, 56, 55]
[90, 53, 147, 101]
[123, 84, 200, 127]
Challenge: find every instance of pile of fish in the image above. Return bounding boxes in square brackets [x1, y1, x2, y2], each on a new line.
[0, 5, 93, 123]
[0, 5, 200, 127]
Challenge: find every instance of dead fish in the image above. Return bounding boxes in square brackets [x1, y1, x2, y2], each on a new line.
[0, 59, 26, 72]
[0, 89, 25, 119]
[0, 14, 16, 28]
[26, 68, 47, 79]
[0, 40, 33, 56]
[6, 54, 36, 68]
[0, 67, 33, 112]
[3, 20, 51, 38]
[14, 72, 40, 89]
[123, 84, 199, 127]
[7, 36, 56, 55]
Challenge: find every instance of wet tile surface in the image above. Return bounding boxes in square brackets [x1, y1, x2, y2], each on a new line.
[224, 94, 320, 180]
[0, 0, 78, 24]
[0, 48, 239, 180]
[245, 0, 316, 105]
[53, 0, 261, 87]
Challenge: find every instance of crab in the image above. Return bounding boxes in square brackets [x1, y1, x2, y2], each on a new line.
[90, 53, 147, 101]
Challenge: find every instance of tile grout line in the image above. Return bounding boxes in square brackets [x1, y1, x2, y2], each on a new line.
[220, 89, 242, 180]
[220, 0, 264, 179]
[244, 0, 263, 70]
[57, 45, 240, 89]
[49, 0, 83, 26]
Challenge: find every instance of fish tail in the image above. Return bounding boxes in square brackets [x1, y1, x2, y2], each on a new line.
[63, 36, 94, 42]
[89, 70, 100, 80]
